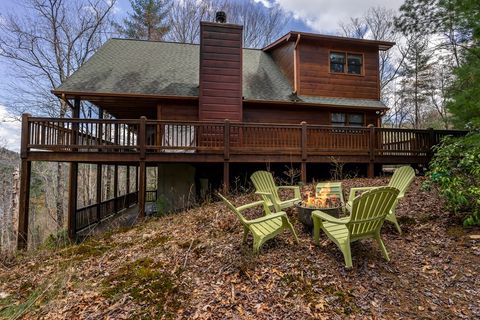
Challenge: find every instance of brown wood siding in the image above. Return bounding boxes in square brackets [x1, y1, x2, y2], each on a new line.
[298, 39, 380, 100]
[269, 41, 295, 86]
[158, 101, 198, 121]
[244, 102, 380, 126]
[199, 22, 243, 122]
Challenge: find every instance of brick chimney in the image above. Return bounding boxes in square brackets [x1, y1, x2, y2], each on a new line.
[199, 12, 243, 121]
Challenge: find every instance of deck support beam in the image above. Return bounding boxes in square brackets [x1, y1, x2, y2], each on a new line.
[138, 162, 146, 217]
[17, 159, 31, 250]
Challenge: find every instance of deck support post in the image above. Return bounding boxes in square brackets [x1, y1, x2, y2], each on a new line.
[223, 162, 230, 194]
[301, 121, 308, 184]
[126, 165, 130, 195]
[17, 159, 31, 250]
[68, 162, 78, 240]
[67, 97, 81, 240]
[368, 125, 375, 178]
[113, 164, 118, 214]
[96, 164, 102, 222]
[138, 161, 146, 218]
[18, 113, 31, 250]
[223, 119, 230, 194]
[301, 162, 307, 184]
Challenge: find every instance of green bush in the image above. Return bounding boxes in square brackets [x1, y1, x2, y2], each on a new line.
[428, 132, 480, 226]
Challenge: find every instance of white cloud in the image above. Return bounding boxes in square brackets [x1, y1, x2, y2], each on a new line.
[0, 105, 21, 152]
[273, 0, 405, 33]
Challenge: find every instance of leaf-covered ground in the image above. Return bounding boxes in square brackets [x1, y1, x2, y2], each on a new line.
[1, 177, 479, 319]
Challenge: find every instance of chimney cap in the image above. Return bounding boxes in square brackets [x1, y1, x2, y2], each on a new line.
[216, 11, 226, 23]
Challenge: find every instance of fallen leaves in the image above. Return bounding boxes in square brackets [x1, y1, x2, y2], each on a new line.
[0, 177, 479, 319]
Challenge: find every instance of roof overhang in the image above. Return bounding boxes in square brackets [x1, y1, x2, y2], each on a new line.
[263, 31, 395, 52]
[52, 90, 198, 101]
[243, 98, 389, 111]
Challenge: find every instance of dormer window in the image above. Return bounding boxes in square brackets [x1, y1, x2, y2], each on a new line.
[330, 51, 363, 75]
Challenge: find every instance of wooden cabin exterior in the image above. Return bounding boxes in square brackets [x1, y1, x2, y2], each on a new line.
[16, 16, 466, 249]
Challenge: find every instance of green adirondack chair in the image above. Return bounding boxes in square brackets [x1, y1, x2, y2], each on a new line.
[347, 166, 415, 234]
[250, 171, 301, 212]
[218, 193, 299, 253]
[312, 187, 400, 268]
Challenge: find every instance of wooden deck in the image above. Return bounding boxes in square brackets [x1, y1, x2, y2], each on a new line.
[17, 114, 467, 249]
[22, 115, 466, 165]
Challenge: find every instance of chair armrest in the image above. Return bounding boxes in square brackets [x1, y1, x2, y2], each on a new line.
[311, 210, 349, 224]
[277, 186, 301, 199]
[237, 200, 266, 212]
[255, 191, 272, 196]
[246, 211, 287, 224]
[348, 186, 381, 203]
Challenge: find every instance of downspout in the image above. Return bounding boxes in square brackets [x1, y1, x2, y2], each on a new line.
[293, 34, 301, 94]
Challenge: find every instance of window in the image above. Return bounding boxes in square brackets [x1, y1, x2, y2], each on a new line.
[330, 52, 345, 73]
[347, 54, 362, 75]
[330, 52, 363, 75]
[331, 113, 346, 126]
[331, 113, 364, 126]
[348, 113, 364, 127]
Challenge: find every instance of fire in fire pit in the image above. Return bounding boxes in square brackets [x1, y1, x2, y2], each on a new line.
[296, 184, 344, 229]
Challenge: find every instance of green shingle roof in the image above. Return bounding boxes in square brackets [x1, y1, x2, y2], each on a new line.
[56, 38, 386, 109]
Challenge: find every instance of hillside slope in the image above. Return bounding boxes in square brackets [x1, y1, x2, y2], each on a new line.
[0, 177, 479, 319]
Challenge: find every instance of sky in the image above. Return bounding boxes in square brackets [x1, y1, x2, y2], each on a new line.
[0, 0, 406, 152]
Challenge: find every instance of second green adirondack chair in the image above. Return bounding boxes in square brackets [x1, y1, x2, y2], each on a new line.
[250, 170, 301, 212]
[312, 187, 400, 268]
[218, 193, 299, 253]
[347, 166, 415, 234]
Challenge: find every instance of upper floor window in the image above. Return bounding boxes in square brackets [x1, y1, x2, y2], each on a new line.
[330, 52, 363, 75]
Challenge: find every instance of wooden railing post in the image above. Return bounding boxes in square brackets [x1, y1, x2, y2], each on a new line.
[20, 113, 30, 158]
[368, 125, 375, 178]
[301, 121, 307, 183]
[139, 116, 146, 159]
[224, 119, 230, 161]
[427, 127, 435, 161]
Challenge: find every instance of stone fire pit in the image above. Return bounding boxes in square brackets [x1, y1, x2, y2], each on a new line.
[296, 186, 344, 230]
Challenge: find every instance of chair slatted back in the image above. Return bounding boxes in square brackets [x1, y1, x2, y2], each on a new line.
[348, 187, 399, 237]
[388, 166, 415, 198]
[250, 171, 280, 204]
[217, 193, 247, 225]
[315, 183, 345, 204]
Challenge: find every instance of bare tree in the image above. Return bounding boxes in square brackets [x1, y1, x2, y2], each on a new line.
[0, 0, 117, 232]
[168, 0, 290, 48]
[339, 17, 369, 39]
[168, 0, 216, 43]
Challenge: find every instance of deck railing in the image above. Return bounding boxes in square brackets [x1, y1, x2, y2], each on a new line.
[23, 116, 467, 162]
[75, 191, 139, 232]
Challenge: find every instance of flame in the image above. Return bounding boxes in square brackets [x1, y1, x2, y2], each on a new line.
[302, 183, 340, 209]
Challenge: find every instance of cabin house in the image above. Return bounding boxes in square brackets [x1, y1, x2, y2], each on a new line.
[16, 13, 464, 248]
